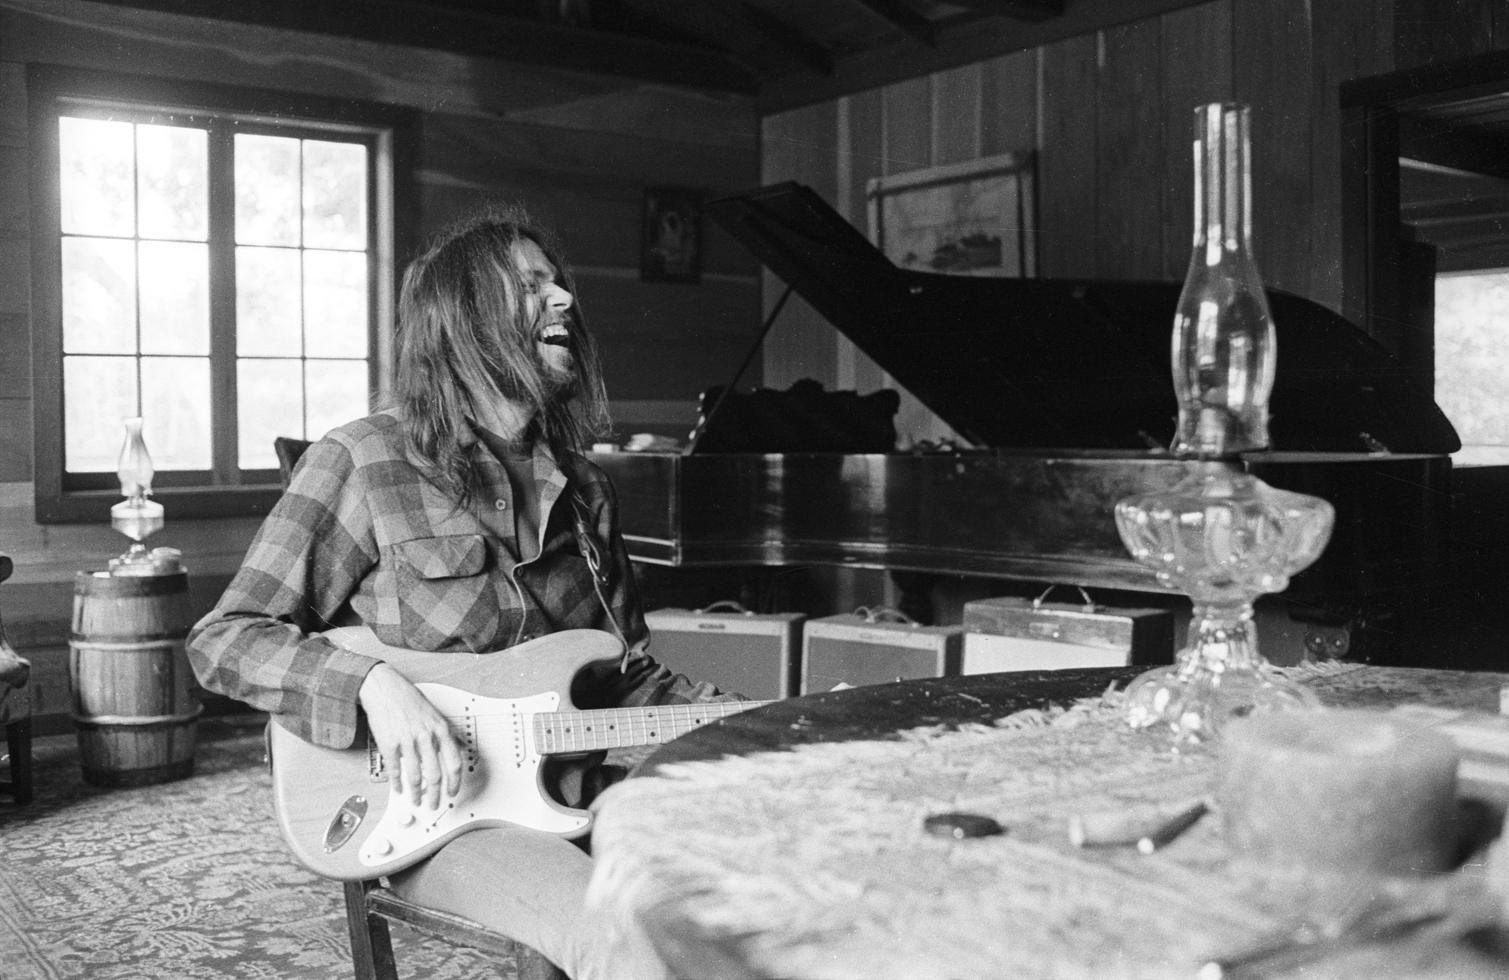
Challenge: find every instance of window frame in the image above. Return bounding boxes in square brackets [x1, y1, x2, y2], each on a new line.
[29, 64, 415, 523]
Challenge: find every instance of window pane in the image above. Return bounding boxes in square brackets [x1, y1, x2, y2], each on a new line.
[62, 237, 136, 354]
[137, 123, 207, 241]
[303, 139, 367, 250]
[140, 241, 209, 355]
[141, 356, 211, 469]
[238, 358, 303, 468]
[1436, 272, 1509, 460]
[304, 250, 368, 357]
[59, 116, 134, 237]
[236, 134, 301, 246]
[305, 358, 369, 440]
[64, 355, 137, 472]
[237, 246, 302, 356]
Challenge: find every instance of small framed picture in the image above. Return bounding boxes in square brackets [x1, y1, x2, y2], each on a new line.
[641, 187, 703, 283]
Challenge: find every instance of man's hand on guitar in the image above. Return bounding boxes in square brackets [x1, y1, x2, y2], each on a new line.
[358, 662, 463, 811]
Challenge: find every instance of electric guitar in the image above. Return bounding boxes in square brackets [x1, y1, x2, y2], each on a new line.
[269, 626, 770, 881]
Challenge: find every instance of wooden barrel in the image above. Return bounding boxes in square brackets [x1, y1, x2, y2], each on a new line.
[70, 570, 201, 787]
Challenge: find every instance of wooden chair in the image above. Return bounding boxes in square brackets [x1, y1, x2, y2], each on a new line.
[345, 880, 569, 980]
[272, 440, 569, 979]
[273, 435, 313, 488]
[0, 554, 33, 806]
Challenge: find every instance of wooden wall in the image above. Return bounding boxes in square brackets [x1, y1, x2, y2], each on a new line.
[0, 0, 759, 726]
[759, 0, 1397, 447]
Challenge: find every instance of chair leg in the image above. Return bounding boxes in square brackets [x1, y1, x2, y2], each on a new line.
[345, 880, 399, 980]
[4, 717, 30, 806]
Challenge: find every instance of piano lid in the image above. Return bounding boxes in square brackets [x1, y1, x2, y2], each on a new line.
[705, 182, 1460, 455]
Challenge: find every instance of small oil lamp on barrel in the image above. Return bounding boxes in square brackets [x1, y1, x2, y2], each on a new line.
[108, 416, 178, 574]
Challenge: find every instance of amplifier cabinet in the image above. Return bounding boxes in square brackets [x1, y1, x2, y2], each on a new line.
[800, 615, 964, 695]
[961, 596, 1175, 674]
[644, 608, 805, 700]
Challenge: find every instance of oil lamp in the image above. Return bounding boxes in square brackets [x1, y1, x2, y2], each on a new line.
[109, 416, 166, 570]
[1113, 103, 1335, 747]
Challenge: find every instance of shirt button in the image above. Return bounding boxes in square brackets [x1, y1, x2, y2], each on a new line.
[494, 499, 507, 510]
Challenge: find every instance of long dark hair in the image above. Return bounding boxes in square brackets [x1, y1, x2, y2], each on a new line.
[392, 206, 611, 503]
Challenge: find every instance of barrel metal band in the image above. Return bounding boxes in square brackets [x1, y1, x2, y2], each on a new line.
[69, 638, 187, 650]
[72, 705, 204, 727]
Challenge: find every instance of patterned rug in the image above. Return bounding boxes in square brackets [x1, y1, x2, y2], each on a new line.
[0, 714, 518, 980]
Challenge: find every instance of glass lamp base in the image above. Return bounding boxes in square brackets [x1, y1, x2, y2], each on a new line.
[1115, 464, 1335, 748]
[1123, 653, 1319, 748]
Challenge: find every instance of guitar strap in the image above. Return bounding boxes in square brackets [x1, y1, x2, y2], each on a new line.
[569, 489, 632, 671]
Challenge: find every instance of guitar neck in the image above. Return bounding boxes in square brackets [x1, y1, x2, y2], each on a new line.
[533, 699, 770, 754]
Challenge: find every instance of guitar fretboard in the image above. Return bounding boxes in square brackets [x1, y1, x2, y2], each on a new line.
[532, 700, 770, 753]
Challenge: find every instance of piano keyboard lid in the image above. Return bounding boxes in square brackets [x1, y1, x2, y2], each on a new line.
[704, 182, 1460, 457]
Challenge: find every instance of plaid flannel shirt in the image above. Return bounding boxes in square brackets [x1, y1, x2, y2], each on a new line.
[187, 410, 721, 749]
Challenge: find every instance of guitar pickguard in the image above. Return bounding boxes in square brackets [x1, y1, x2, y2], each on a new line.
[354, 685, 591, 870]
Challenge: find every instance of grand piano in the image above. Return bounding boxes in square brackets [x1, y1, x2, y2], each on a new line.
[590, 183, 1461, 657]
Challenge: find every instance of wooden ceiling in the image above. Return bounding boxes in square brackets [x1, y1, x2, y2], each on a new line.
[86, 0, 1212, 110]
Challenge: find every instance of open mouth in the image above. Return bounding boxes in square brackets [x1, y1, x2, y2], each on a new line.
[538, 322, 570, 347]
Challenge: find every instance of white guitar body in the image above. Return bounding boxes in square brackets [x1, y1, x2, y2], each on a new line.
[269, 626, 765, 881]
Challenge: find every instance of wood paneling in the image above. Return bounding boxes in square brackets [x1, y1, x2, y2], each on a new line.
[420, 114, 753, 201]
[757, 0, 1232, 112]
[1311, 0, 1393, 314]
[762, 102, 840, 391]
[1, 59, 31, 483]
[1393, 0, 1497, 70]
[881, 77, 934, 177]
[843, 91, 887, 394]
[1038, 32, 1098, 279]
[1097, 19, 1166, 279]
[980, 49, 1039, 157]
[933, 63, 984, 165]
[1233, 0, 1315, 300]
[1160, 0, 1233, 280]
[0, 400, 31, 481]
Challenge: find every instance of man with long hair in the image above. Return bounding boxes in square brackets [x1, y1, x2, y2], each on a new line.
[189, 207, 729, 978]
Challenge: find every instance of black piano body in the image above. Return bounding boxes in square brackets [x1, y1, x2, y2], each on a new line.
[592, 183, 1460, 657]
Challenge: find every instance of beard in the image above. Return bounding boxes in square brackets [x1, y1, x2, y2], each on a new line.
[533, 336, 579, 401]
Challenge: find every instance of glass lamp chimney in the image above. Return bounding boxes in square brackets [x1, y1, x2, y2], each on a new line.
[1171, 102, 1276, 459]
[118, 416, 154, 504]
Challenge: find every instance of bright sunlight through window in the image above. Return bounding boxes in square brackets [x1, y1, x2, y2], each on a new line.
[1435, 270, 1509, 466]
[57, 111, 373, 477]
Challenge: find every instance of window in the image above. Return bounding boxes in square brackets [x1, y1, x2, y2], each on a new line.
[1434, 271, 1509, 466]
[31, 67, 411, 522]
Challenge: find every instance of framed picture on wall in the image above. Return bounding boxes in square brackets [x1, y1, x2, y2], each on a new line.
[867, 152, 1036, 278]
[641, 187, 703, 283]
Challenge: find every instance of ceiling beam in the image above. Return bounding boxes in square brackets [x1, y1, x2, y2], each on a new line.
[851, 0, 938, 46]
[81, 0, 760, 93]
[760, 0, 1214, 112]
[734, 1, 836, 76]
[947, 0, 1065, 21]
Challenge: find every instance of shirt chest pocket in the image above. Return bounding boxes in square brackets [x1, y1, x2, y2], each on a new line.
[392, 534, 500, 651]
